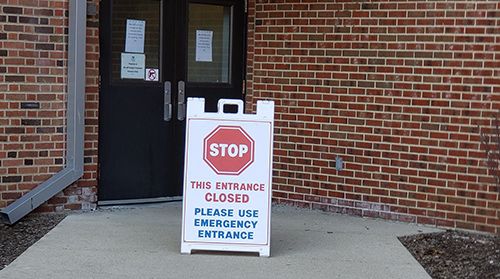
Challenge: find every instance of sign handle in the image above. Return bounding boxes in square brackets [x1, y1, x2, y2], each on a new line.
[217, 99, 244, 115]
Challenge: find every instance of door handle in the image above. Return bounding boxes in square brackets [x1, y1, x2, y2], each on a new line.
[177, 80, 186, 121]
[164, 81, 172, 121]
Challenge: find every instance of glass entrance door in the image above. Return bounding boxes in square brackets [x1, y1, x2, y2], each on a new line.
[98, 0, 245, 203]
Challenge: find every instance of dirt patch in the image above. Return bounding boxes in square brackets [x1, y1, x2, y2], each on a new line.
[400, 230, 500, 279]
[0, 213, 66, 270]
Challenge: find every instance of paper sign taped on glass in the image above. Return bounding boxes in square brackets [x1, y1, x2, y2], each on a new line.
[195, 30, 213, 62]
[121, 53, 146, 79]
[125, 19, 146, 53]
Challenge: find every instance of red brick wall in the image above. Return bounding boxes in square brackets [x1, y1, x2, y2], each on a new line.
[2, 0, 499, 235]
[246, 0, 500, 234]
[0, 0, 99, 212]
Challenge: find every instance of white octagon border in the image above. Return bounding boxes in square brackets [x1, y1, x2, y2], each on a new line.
[203, 125, 255, 175]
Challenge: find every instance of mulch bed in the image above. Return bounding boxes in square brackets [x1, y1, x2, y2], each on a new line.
[400, 230, 500, 279]
[0, 213, 66, 270]
[1, 213, 499, 278]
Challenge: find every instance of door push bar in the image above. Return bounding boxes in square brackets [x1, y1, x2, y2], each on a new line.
[164, 81, 172, 121]
[178, 80, 186, 121]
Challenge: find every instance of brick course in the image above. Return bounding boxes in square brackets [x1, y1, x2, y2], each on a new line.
[246, 0, 500, 234]
[0, 0, 98, 212]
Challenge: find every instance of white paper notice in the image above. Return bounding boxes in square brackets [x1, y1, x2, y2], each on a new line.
[195, 30, 213, 62]
[125, 19, 145, 53]
[121, 53, 145, 79]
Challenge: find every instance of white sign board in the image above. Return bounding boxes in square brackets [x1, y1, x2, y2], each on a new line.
[121, 53, 145, 79]
[195, 30, 213, 62]
[125, 19, 145, 53]
[181, 98, 274, 257]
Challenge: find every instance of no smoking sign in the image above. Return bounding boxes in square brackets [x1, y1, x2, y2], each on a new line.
[181, 98, 274, 257]
[145, 68, 159, 81]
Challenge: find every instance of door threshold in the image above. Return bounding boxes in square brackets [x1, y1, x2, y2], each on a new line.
[98, 196, 183, 206]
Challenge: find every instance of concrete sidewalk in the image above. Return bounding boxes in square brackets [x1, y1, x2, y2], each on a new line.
[0, 202, 439, 279]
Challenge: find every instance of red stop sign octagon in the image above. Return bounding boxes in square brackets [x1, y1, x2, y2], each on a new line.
[203, 125, 255, 175]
